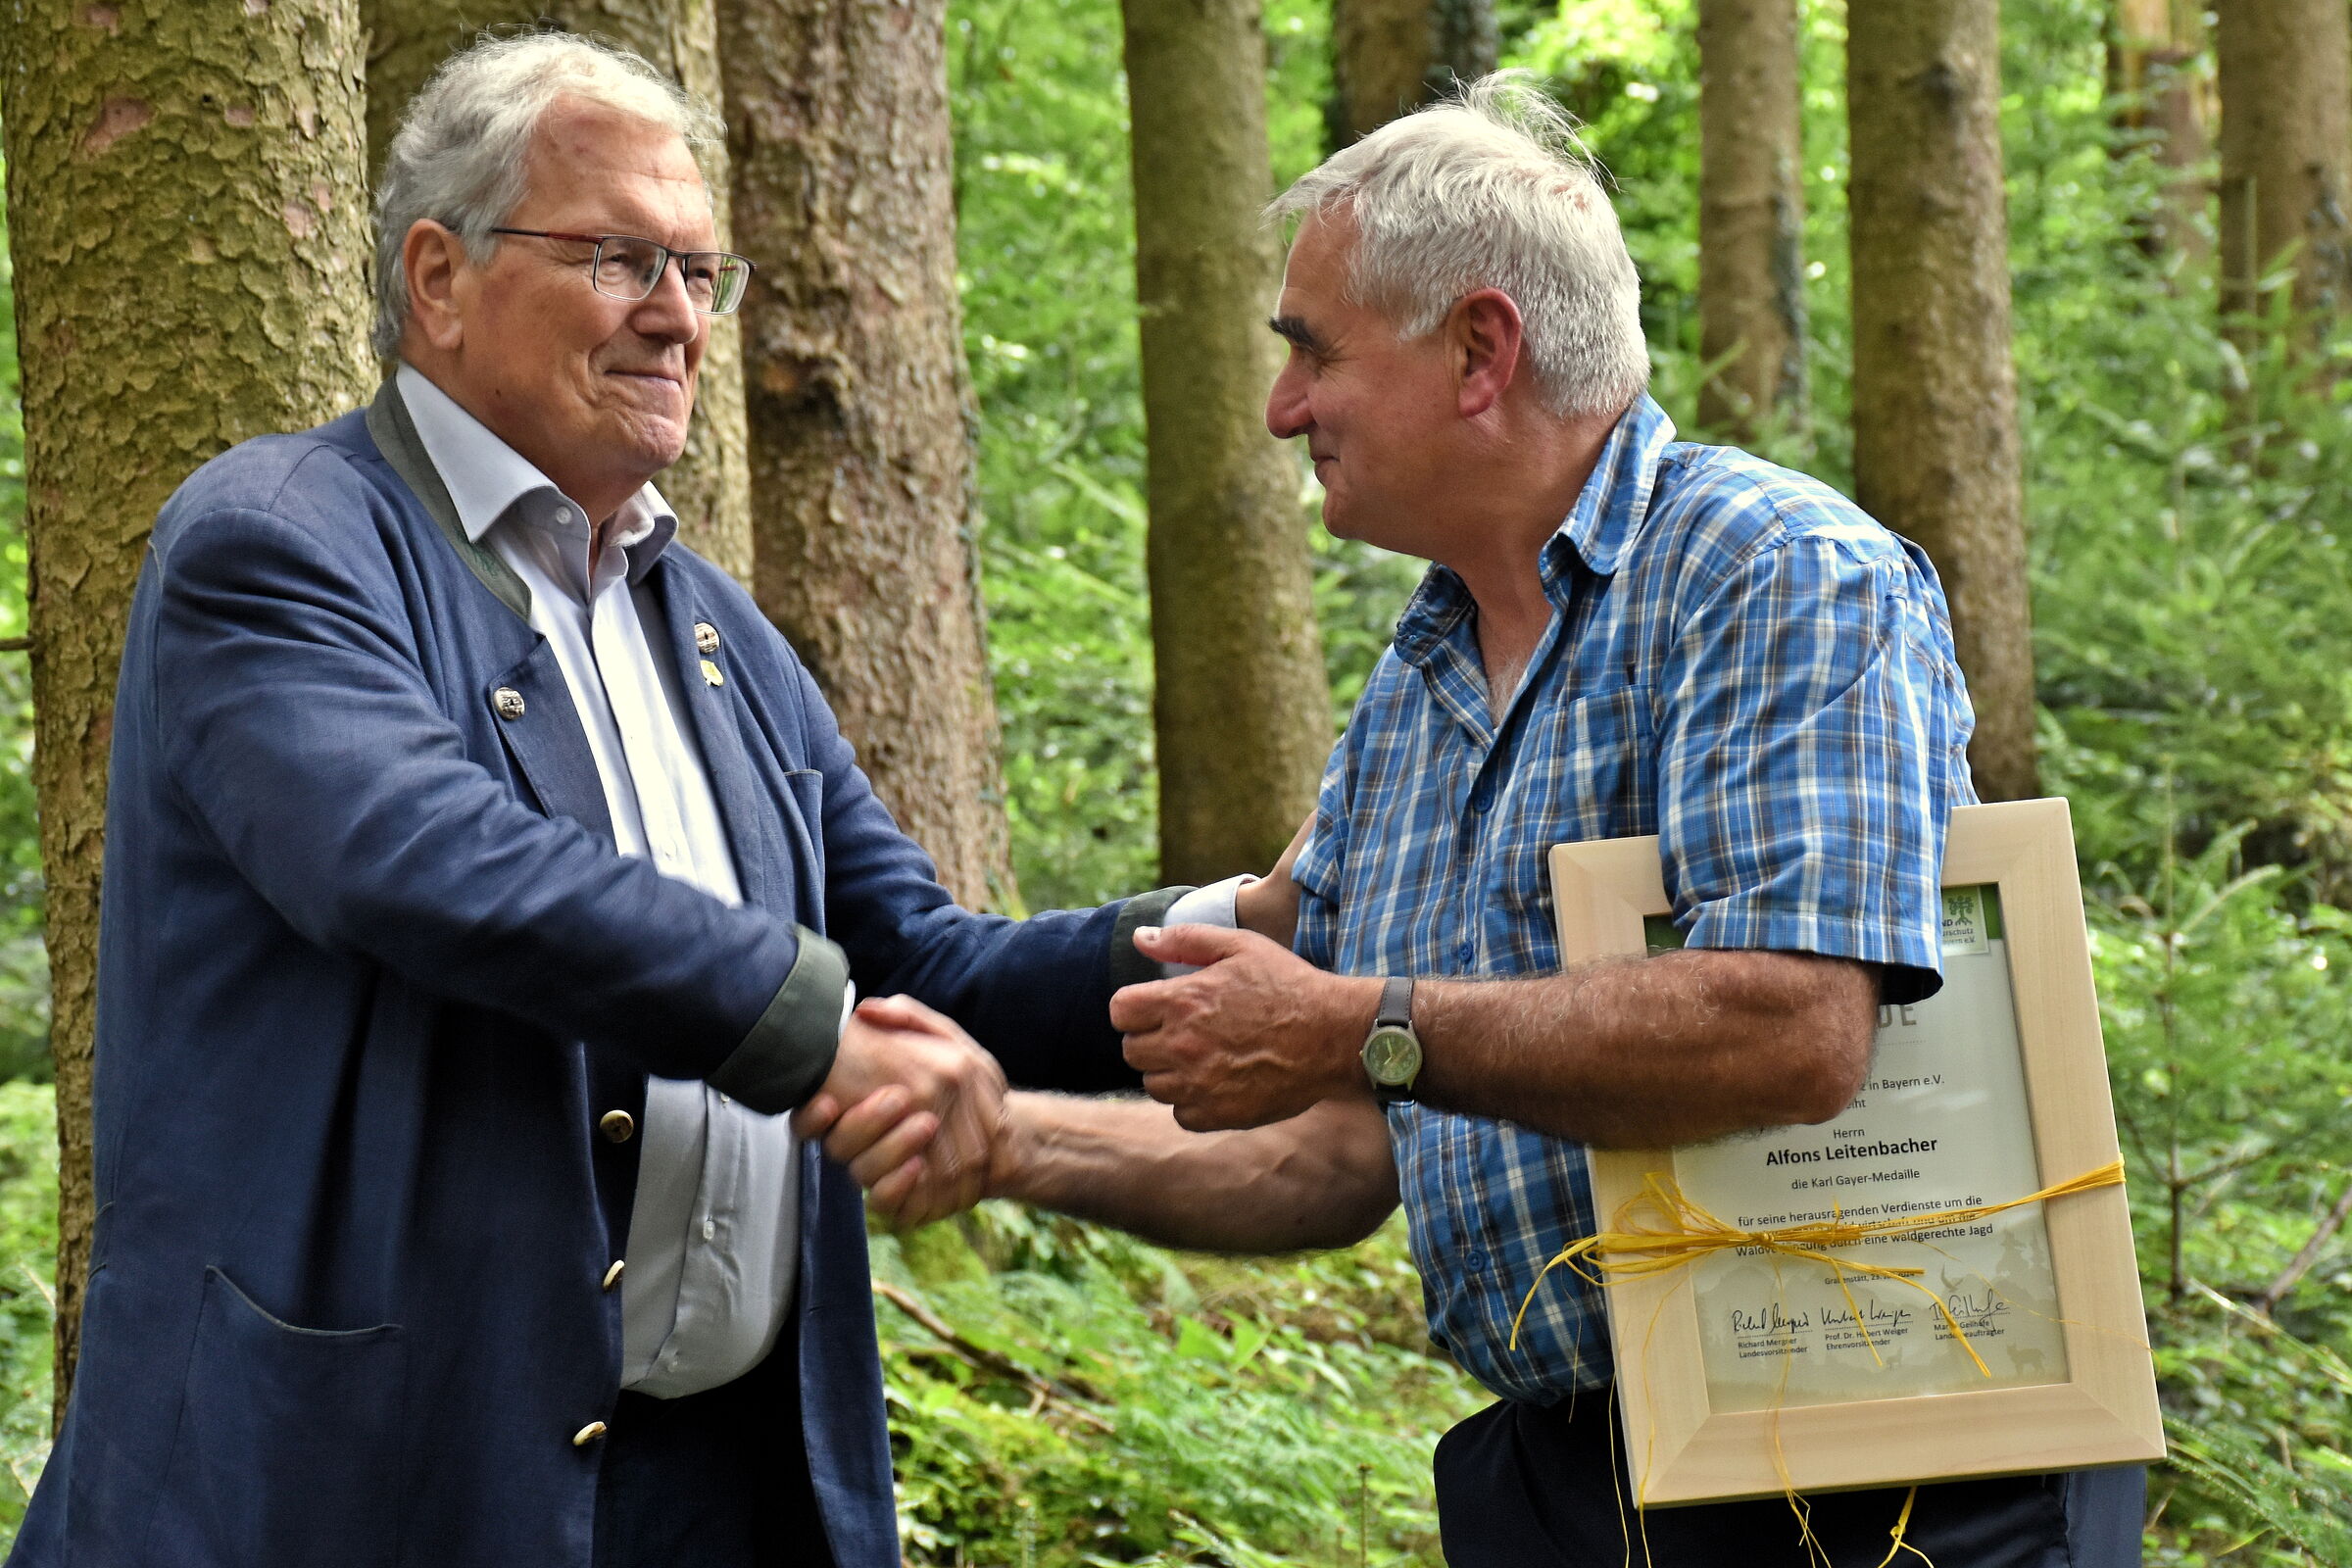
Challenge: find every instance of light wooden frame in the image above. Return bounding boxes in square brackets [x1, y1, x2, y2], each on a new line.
[1548, 798, 2164, 1505]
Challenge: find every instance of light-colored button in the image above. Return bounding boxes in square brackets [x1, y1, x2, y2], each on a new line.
[701, 1216, 715, 1241]
[572, 1421, 608, 1447]
[599, 1109, 635, 1144]
[695, 621, 720, 656]
[602, 1259, 625, 1291]
[554, 506, 575, 526]
[493, 687, 526, 721]
[700, 659, 725, 688]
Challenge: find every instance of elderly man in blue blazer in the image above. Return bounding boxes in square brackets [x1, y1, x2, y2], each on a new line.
[9, 32, 1252, 1568]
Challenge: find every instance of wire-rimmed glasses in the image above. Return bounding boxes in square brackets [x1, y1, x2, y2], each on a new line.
[488, 228, 755, 315]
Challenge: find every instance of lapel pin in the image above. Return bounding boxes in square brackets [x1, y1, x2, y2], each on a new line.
[700, 659, 725, 688]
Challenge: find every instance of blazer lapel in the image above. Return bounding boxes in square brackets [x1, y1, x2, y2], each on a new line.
[652, 566, 812, 921]
[364, 376, 534, 623]
[487, 645, 615, 846]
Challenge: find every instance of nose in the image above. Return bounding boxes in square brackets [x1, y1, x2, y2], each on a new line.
[1265, 353, 1311, 440]
[630, 256, 703, 348]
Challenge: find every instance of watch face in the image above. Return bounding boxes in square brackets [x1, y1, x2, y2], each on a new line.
[1363, 1026, 1422, 1087]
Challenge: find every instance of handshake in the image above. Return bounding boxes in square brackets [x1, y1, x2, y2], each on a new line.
[793, 850, 1359, 1229]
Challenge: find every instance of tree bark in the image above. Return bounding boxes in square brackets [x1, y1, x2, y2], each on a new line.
[1328, 0, 1498, 147]
[2214, 0, 2352, 346]
[720, 0, 1017, 909]
[2109, 0, 2210, 266]
[1, 0, 376, 1418]
[1847, 0, 2037, 803]
[362, 0, 756, 584]
[1696, 0, 1807, 439]
[1124, 0, 1332, 884]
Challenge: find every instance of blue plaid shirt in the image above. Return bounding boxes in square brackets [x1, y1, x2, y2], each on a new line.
[1292, 395, 1976, 1404]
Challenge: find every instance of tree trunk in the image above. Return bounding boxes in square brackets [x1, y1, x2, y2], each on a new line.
[2214, 0, 2352, 347]
[1328, 0, 1498, 147]
[720, 0, 1017, 910]
[1, 0, 376, 1419]
[2109, 0, 2210, 266]
[1847, 0, 2037, 803]
[363, 0, 756, 584]
[1696, 0, 1807, 439]
[1124, 0, 1332, 883]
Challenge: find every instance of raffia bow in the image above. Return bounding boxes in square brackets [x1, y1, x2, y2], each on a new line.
[1511, 1158, 2128, 1374]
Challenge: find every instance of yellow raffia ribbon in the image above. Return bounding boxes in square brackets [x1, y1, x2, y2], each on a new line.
[1510, 1157, 2127, 1376]
[1521, 1158, 2125, 1567]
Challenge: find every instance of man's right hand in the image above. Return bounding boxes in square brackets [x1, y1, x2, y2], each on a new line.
[794, 995, 1006, 1230]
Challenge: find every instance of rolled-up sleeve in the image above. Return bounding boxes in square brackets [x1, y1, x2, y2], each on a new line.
[1652, 532, 1970, 1004]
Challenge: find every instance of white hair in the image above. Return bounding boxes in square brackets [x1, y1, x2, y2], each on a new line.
[371, 31, 721, 359]
[1267, 73, 1648, 417]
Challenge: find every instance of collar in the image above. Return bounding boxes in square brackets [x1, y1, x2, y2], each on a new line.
[1548, 391, 1675, 583]
[394, 363, 679, 583]
[1392, 394, 1677, 665]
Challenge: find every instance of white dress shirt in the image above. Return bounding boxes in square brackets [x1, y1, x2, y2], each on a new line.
[399, 365, 807, 1398]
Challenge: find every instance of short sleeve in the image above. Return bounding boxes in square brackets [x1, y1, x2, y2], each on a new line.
[1652, 532, 1971, 1004]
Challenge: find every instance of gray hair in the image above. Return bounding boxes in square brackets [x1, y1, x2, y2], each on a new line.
[371, 31, 722, 359]
[1267, 73, 1648, 417]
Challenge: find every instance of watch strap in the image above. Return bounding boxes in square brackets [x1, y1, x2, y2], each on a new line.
[1367, 976, 1420, 1104]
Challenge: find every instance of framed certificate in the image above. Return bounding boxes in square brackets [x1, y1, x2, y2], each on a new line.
[1547, 799, 2164, 1504]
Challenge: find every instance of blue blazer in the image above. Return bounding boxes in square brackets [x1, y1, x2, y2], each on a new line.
[11, 382, 1162, 1568]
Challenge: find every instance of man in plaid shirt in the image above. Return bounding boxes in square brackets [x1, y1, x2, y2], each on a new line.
[808, 74, 2143, 1566]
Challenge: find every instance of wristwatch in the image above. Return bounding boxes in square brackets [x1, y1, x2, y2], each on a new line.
[1360, 976, 1422, 1105]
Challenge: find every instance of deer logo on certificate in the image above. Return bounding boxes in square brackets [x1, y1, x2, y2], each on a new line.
[1660, 888, 2069, 1411]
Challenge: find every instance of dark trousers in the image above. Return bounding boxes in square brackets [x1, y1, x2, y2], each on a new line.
[592, 1368, 834, 1568]
[1434, 1391, 2145, 1567]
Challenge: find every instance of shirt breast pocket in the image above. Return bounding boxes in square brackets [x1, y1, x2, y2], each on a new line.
[1494, 684, 1657, 924]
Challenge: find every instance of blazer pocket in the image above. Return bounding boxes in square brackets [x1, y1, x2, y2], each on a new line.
[160, 1267, 406, 1567]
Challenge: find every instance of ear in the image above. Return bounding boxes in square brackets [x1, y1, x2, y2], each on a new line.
[403, 220, 469, 355]
[1450, 288, 1525, 419]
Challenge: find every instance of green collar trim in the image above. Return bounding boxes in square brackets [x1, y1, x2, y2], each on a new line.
[364, 376, 533, 623]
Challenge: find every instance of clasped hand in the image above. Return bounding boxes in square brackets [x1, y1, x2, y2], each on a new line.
[794, 995, 1006, 1231]
[805, 937, 1369, 1229]
[1114, 924, 1368, 1130]
[807, 826, 1347, 1219]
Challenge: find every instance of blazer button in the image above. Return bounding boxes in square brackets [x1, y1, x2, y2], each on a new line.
[572, 1421, 608, 1447]
[602, 1259, 625, 1291]
[599, 1109, 635, 1144]
[493, 687, 526, 721]
[694, 620, 720, 656]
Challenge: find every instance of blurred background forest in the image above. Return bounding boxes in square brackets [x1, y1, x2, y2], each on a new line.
[3, 0, 2351, 1563]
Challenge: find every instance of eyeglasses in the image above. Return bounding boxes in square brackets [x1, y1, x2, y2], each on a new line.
[487, 228, 755, 315]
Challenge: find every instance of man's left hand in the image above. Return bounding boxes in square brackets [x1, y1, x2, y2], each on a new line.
[1114, 925, 1380, 1131]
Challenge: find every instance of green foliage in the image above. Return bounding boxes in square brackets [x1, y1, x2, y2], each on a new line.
[0, 1084, 53, 1535]
[875, 1207, 1477, 1566]
[952, 0, 1421, 911]
[0, 0, 2343, 1561]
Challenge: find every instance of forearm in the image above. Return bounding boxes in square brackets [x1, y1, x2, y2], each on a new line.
[1408, 950, 1877, 1146]
[992, 1094, 1398, 1252]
